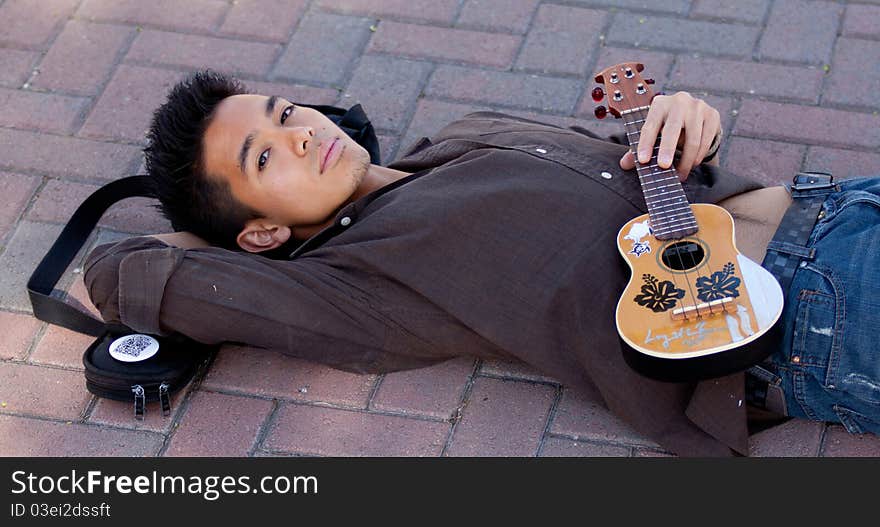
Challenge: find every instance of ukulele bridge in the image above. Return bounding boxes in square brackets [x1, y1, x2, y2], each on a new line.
[671, 297, 735, 321]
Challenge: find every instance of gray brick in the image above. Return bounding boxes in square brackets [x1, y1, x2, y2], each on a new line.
[32, 21, 134, 96]
[0, 362, 90, 420]
[219, 0, 307, 42]
[273, 12, 373, 85]
[371, 358, 474, 419]
[0, 172, 40, 242]
[426, 66, 581, 114]
[758, 0, 843, 64]
[550, 387, 658, 447]
[316, 0, 459, 24]
[341, 55, 432, 132]
[126, 30, 281, 78]
[456, 0, 539, 34]
[77, 0, 228, 33]
[0, 221, 62, 311]
[399, 99, 492, 161]
[245, 81, 339, 106]
[539, 437, 630, 457]
[0, 87, 88, 134]
[843, 4, 880, 38]
[724, 136, 806, 187]
[670, 57, 824, 102]
[0, 48, 38, 88]
[368, 21, 521, 69]
[691, 0, 769, 23]
[514, 5, 607, 76]
[749, 418, 824, 456]
[821, 425, 880, 457]
[0, 0, 79, 49]
[825, 38, 880, 110]
[607, 13, 760, 57]
[567, 0, 689, 14]
[0, 128, 141, 180]
[805, 147, 880, 179]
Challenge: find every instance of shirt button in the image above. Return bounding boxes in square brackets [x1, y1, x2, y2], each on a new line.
[535, 148, 547, 154]
[340, 216, 352, 227]
[601, 171, 613, 179]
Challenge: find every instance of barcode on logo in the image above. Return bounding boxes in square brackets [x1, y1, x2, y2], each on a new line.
[115, 335, 154, 357]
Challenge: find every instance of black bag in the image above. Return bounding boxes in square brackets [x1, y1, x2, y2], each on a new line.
[27, 175, 216, 420]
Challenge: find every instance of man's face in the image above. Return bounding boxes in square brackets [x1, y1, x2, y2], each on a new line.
[202, 94, 370, 229]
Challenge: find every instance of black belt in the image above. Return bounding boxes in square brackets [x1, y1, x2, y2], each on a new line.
[745, 171, 839, 415]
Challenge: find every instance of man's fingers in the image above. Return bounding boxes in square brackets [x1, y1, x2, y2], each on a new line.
[620, 150, 635, 170]
[657, 115, 681, 170]
[676, 111, 704, 178]
[638, 99, 667, 163]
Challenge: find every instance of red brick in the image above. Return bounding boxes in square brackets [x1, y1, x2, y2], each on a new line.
[342, 55, 432, 132]
[164, 391, 272, 456]
[748, 418, 824, 456]
[607, 14, 760, 57]
[77, 0, 228, 33]
[265, 403, 449, 456]
[273, 12, 373, 85]
[446, 377, 555, 456]
[426, 65, 582, 113]
[0, 87, 88, 134]
[0, 414, 162, 456]
[723, 136, 806, 187]
[0, 172, 39, 241]
[821, 425, 880, 457]
[80, 65, 184, 143]
[377, 134, 400, 164]
[825, 38, 880, 110]
[515, 5, 607, 76]
[202, 345, 376, 407]
[0, 311, 42, 361]
[65, 277, 102, 319]
[550, 387, 658, 447]
[127, 30, 280, 77]
[0, 48, 38, 88]
[691, 0, 770, 23]
[31, 21, 133, 96]
[633, 448, 676, 457]
[805, 147, 880, 179]
[479, 359, 557, 383]
[758, 0, 843, 64]
[29, 325, 94, 369]
[670, 57, 823, 103]
[0, 0, 79, 49]
[0, 362, 91, 420]
[734, 100, 880, 150]
[0, 128, 141, 180]
[316, 0, 459, 24]
[0, 221, 63, 311]
[369, 21, 521, 69]
[843, 4, 880, 38]
[26, 179, 172, 233]
[456, 0, 539, 34]
[371, 358, 474, 419]
[539, 437, 630, 457]
[88, 382, 189, 433]
[244, 81, 339, 106]
[219, 0, 307, 41]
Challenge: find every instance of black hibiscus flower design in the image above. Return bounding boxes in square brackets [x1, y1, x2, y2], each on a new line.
[634, 274, 686, 313]
[696, 262, 741, 302]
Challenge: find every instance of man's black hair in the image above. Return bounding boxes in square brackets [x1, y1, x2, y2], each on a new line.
[145, 70, 260, 251]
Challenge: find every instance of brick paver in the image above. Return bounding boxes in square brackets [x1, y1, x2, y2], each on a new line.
[2, 0, 879, 458]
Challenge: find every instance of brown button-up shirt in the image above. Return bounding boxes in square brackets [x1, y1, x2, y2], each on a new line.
[84, 112, 764, 456]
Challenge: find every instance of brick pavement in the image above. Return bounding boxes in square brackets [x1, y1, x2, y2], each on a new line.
[1, 0, 878, 458]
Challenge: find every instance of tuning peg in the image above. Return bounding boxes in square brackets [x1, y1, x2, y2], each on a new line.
[591, 87, 605, 102]
[594, 105, 607, 119]
[645, 78, 655, 85]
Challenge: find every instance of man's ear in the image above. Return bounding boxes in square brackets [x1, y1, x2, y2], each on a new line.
[236, 219, 292, 253]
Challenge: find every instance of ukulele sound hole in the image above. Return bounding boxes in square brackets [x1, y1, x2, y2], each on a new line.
[661, 241, 705, 271]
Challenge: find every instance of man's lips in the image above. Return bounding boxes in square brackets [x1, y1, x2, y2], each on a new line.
[320, 137, 338, 173]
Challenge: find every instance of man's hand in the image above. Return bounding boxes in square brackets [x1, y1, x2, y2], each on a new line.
[618, 91, 722, 181]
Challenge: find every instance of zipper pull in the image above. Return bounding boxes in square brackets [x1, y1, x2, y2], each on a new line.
[132, 384, 145, 421]
[158, 382, 171, 416]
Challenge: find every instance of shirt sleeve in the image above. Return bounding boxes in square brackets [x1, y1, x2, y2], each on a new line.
[82, 236, 392, 372]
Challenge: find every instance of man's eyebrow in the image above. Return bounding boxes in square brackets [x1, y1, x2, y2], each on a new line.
[265, 95, 278, 118]
[239, 132, 255, 175]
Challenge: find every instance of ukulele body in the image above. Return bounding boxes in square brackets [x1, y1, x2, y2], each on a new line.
[615, 203, 785, 381]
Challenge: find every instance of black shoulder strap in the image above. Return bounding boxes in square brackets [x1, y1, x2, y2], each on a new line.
[27, 175, 156, 337]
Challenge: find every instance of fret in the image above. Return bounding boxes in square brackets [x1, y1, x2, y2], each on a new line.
[626, 130, 640, 137]
[624, 118, 645, 125]
[621, 105, 651, 115]
[643, 186, 686, 198]
[648, 210, 694, 222]
[650, 195, 687, 205]
[641, 179, 679, 190]
[637, 168, 675, 177]
[651, 218, 698, 233]
[642, 184, 680, 196]
[648, 202, 692, 212]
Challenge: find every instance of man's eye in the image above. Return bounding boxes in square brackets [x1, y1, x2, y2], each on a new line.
[258, 149, 269, 170]
[280, 105, 294, 124]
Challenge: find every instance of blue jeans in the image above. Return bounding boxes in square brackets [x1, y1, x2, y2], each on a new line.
[764, 176, 880, 435]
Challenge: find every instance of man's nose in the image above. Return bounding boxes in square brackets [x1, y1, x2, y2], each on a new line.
[288, 126, 315, 156]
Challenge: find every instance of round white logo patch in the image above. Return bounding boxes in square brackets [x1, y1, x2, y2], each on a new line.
[108, 334, 159, 363]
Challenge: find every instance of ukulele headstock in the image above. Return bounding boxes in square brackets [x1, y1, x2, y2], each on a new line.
[591, 62, 657, 119]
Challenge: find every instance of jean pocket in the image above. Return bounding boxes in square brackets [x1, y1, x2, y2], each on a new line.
[832, 404, 880, 435]
[792, 287, 839, 372]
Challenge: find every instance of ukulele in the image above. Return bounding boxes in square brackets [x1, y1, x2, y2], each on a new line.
[592, 62, 784, 382]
